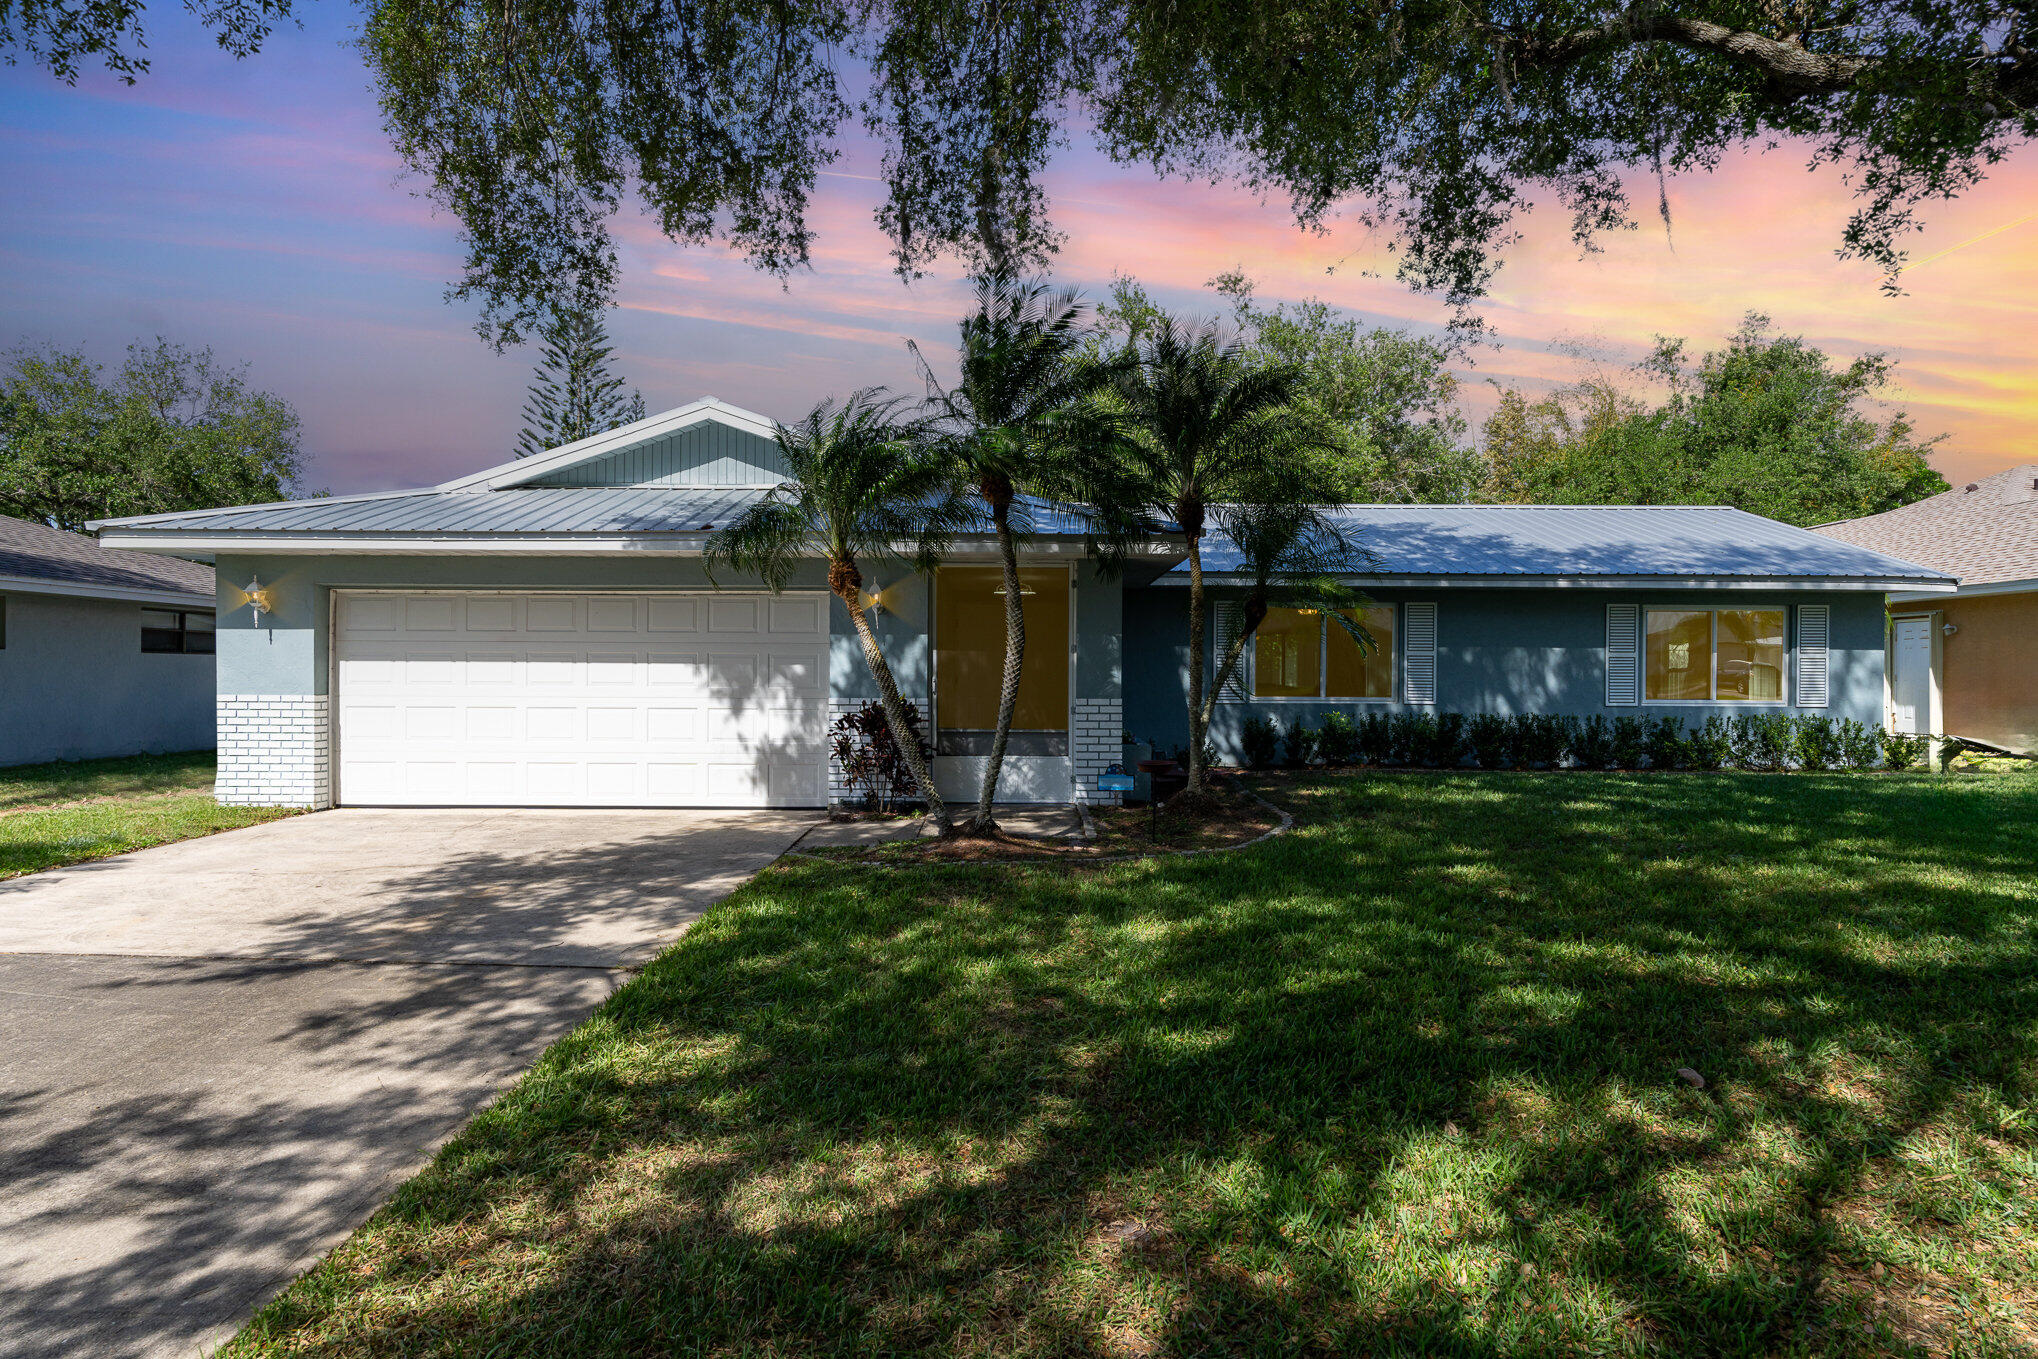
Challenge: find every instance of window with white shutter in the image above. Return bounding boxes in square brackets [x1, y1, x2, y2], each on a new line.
[1402, 602, 1437, 704]
[1606, 603, 1640, 706]
[1795, 604, 1830, 708]
[1211, 599, 1248, 701]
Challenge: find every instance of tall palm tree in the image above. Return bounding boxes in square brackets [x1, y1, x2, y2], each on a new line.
[1113, 317, 1331, 799]
[913, 269, 1126, 834]
[705, 391, 971, 835]
[1204, 501, 1382, 717]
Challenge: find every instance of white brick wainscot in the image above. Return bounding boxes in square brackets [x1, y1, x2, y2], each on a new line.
[216, 695, 331, 808]
[1072, 696, 1124, 806]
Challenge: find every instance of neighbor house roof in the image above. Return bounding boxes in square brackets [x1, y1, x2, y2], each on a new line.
[1811, 464, 2038, 591]
[0, 514, 214, 605]
[1168, 504, 1954, 591]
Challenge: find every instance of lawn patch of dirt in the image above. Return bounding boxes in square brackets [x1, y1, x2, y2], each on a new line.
[808, 784, 1282, 864]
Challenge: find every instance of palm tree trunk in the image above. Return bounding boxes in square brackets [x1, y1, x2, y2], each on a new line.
[1184, 536, 1209, 794]
[972, 506, 1026, 833]
[839, 578, 950, 835]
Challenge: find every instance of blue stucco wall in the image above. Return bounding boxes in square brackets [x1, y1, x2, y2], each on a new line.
[213, 554, 1123, 711]
[213, 555, 830, 695]
[1122, 585, 1888, 760]
[0, 590, 214, 765]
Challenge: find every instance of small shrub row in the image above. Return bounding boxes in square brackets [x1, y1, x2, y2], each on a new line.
[1235, 711, 1930, 772]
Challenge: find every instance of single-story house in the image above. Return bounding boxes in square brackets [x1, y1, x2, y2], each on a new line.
[1, 514, 217, 767]
[1813, 463, 2038, 753]
[91, 398, 1955, 808]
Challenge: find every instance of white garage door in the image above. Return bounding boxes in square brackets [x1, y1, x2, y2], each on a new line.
[334, 591, 830, 807]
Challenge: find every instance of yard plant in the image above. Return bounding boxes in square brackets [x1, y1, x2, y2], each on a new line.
[227, 769, 2038, 1357]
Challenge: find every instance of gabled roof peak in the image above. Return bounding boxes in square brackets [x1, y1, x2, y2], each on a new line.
[435, 396, 781, 493]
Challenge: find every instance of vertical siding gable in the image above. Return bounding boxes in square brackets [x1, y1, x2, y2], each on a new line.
[529, 421, 789, 487]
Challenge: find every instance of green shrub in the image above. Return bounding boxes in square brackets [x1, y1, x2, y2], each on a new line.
[1644, 716, 1686, 770]
[1611, 716, 1648, 770]
[1686, 716, 1733, 770]
[1316, 711, 1360, 765]
[1879, 727, 1927, 771]
[1428, 712, 1469, 767]
[1357, 712, 1394, 765]
[1284, 719, 1319, 767]
[1839, 718, 1881, 769]
[1792, 715, 1842, 771]
[1514, 714, 1570, 768]
[1397, 712, 1438, 765]
[1240, 714, 1281, 769]
[1570, 715, 1615, 769]
[1467, 714, 1511, 768]
[1735, 714, 1795, 771]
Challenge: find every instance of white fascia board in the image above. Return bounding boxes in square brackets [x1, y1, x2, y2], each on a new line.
[1154, 573, 1959, 591]
[438, 398, 782, 493]
[1889, 575, 2035, 603]
[0, 573, 213, 607]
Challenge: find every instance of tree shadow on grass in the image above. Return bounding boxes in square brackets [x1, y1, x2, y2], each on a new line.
[226, 772, 2038, 1357]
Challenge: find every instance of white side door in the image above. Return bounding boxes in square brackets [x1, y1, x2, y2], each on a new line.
[1890, 615, 1933, 735]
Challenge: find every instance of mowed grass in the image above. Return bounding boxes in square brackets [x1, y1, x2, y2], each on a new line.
[229, 771, 2037, 1358]
[0, 751, 298, 877]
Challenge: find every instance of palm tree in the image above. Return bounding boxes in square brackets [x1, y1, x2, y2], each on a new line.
[1204, 501, 1383, 717]
[704, 391, 971, 835]
[913, 269, 1127, 834]
[1113, 317, 1332, 799]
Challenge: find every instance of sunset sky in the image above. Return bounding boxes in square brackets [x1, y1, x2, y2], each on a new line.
[3, 9, 2033, 496]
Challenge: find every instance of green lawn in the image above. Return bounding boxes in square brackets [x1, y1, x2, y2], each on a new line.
[0, 751, 300, 877]
[229, 771, 2036, 1358]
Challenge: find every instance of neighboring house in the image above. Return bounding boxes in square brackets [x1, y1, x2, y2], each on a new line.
[91, 398, 1954, 809]
[0, 515, 217, 767]
[1813, 463, 2038, 753]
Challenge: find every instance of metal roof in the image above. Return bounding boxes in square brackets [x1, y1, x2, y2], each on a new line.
[1812, 464, 2038, 587]
[92, 487, 1111, 541]
[0, 514, 213, 601]
[1172, 504, 1955, 584]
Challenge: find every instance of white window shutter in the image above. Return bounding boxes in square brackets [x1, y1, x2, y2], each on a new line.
[1211, 599, 1248, 701]
[1402, 602, 1437, 704]
[1796, 604, 1830, 708]
[1606, 604, 1640, 706]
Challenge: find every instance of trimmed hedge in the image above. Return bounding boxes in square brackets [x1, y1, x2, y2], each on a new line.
[1239, 711, 1930, 772]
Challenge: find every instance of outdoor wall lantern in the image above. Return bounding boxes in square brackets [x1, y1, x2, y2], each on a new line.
[239, 577, 277, 625]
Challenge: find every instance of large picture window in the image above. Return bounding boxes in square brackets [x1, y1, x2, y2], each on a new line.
[1643, 608, 1785, 703]
[1250, 605, 1396, 700]
[141, 608, 215, 655]
[933, 565, 1069, 755]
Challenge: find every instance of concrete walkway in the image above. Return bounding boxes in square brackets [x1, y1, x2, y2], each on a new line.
[0, 808, 815, 1359]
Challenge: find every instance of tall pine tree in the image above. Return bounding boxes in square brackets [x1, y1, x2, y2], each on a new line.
[515, 299, 647, 457]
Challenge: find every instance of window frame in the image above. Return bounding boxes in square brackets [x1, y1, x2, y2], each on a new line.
[1240, 603, 1399, 704]
[141, 607, 217, 656]
[1641, 606, 1790, 706]
[927, 562, 1075, 753]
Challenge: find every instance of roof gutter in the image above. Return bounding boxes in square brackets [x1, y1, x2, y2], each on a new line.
[1889, 574, 2034, 604]
[92, 531, 1186, 558]
[0, 572, 213, 607]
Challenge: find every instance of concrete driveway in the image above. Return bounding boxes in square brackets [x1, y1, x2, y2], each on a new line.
[0, 808, 817, 1359]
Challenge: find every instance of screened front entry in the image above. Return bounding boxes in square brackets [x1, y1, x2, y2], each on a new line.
[931, 565, 1071, 802]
